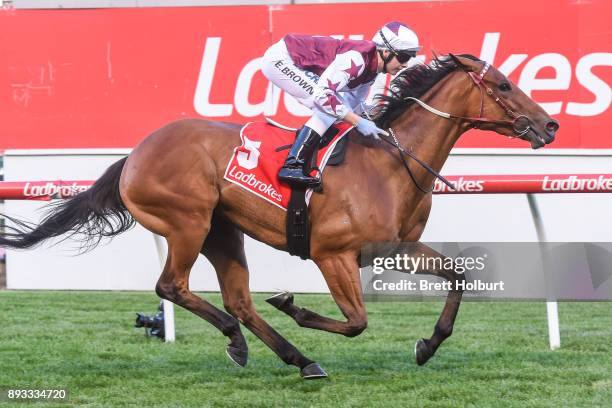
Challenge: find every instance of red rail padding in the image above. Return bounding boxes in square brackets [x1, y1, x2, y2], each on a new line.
[0, 180, 94, 200]
[0, 174, 611, 200]
[434, 174, 612, 194]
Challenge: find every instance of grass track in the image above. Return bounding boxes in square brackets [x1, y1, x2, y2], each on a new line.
[0, 291, 610, 407]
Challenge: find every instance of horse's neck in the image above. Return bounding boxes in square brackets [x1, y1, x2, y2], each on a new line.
[392, 72, 474, 182]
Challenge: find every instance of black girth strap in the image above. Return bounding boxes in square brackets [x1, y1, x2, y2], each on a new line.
[286, 187, 310, 260]
[284, 126, 349, 259]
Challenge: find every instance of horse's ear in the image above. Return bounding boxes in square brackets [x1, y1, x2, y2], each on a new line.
[448, 53, 465, 69]
[448, 53, 475, 73]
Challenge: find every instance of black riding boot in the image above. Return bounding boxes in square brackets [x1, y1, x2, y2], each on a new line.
[278, 126, 321, 188]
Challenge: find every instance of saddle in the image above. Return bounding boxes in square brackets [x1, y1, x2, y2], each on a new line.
[320, 127, 349, 166]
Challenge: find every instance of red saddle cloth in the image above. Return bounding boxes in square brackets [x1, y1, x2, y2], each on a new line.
[224, 122, 352, 210]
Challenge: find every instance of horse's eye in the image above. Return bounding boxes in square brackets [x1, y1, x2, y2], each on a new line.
[499, 82, 511, 92]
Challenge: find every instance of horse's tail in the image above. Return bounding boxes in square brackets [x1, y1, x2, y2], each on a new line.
[0, 157, 135, 251]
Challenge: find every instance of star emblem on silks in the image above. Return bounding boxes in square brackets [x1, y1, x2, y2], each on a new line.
[322, 93, 341, 114]
[327, 79, 340, 92]
[343, 59, 363, 79]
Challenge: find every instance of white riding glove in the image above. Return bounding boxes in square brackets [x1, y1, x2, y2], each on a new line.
[355, 117, 386, 140]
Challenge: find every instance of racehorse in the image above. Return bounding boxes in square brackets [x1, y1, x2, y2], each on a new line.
[0, 54, 558, 379]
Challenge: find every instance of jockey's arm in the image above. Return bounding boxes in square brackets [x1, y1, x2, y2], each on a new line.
[312, 51, 368, 124]
[341, 85, 372, 123]
[312, 51, 385, 137]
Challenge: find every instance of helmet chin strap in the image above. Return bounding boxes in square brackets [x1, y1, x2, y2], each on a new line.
[378, 49, 394, 74]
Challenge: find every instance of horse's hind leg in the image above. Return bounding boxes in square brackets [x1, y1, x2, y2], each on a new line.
[154, 217, 248, 366]
[202, 213, 326, 379]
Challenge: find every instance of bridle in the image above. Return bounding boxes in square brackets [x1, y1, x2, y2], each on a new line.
[379, 57, 534, 193]
[456, 59, 531, 137]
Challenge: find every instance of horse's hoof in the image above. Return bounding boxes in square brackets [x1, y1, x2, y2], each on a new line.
[300, 362, 328, 380]
[414, 338, 434, 366]
[266, 291, 294, 310]
[226, 345, 248, 368]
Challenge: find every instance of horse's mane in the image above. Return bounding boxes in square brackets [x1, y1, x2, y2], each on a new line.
[373, 54, 481, 128]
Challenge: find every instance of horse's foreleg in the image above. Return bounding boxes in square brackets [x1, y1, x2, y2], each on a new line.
[410, 242, 465, 366]
[155, 221, 247, 366]
[202, 214, 326, 379]
[268, 252, 368, 337]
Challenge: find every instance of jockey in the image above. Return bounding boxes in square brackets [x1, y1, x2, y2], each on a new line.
[261, 21, 421, 187]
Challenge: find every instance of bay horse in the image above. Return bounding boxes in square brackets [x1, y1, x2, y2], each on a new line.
[0, 54, 558, 379]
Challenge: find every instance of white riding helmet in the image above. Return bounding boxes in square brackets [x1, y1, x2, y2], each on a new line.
[372, 21, 421, 54]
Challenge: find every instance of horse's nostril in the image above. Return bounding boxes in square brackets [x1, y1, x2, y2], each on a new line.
[546, 121, 559, 133]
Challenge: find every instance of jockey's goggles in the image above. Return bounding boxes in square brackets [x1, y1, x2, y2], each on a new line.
[394, 51, 417, 64]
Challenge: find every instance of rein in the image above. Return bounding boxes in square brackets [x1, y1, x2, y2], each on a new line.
[378, 129, 455, 193]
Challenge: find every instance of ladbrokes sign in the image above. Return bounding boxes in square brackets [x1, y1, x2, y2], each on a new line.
[1, 1, 610, 149]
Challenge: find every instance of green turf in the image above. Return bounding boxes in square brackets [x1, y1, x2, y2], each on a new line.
[0, 291, 610, 407]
